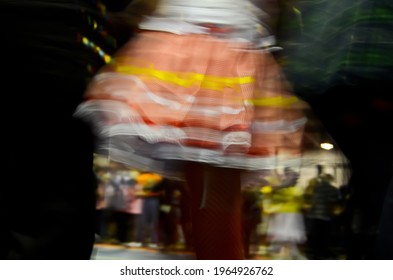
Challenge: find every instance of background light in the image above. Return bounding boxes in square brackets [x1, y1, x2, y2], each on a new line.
[320, 142, 334, 150]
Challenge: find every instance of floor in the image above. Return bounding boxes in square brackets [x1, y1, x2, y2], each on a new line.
[91, 244, 196, 260]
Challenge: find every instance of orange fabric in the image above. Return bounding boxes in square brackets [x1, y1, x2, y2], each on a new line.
[84, 32, 304, 158]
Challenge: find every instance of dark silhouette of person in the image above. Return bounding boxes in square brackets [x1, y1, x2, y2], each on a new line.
[304, 173, 341, 259]
[277, 0, 393, 259]
[0, 0, 128, 259]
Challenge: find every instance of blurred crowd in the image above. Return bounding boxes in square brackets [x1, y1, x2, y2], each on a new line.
[94, 162, 352, 260]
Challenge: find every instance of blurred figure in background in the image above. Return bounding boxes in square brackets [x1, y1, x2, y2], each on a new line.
[97, 169, 126, 244]
[241, 185, 263, 259]
[277, 0, 393, 259]
[113, 177, 140, 244]
[74, 0, 306, 259]
[122, 176, 144, 246]
[94, 170, 109, 242]
[263, 168, 307, 259]
[99, 169, 145, 247]
[304, 173, 341, 259]
[159, 180, 190, 251]
[134, 172, 164, 248]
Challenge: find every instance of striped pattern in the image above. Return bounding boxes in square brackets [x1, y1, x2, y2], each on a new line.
[75, 31, 305, 176]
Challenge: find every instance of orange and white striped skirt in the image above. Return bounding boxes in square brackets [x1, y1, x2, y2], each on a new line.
[75, 31, 306, 178]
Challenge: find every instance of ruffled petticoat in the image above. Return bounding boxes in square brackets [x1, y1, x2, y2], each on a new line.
[75, 31, 306, 179]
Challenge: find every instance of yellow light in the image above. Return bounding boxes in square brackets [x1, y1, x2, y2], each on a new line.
[104, 54, 112, 64]
[93, 21, 98, 30]
[82, 37, 89, 45]
[320, 142, 334, 150]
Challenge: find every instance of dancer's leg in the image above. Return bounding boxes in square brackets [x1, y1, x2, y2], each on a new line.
[185, 163, 244, 259]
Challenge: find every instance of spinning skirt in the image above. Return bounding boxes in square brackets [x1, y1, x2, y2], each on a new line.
[75, 31, 306, 179]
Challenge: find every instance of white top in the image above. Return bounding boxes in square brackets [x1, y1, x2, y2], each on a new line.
[139, 0, 276, 47]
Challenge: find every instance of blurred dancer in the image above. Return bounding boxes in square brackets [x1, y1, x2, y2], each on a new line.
[75, 0, 306, 259]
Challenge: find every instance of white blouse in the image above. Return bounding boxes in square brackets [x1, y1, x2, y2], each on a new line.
[138, 0, 275, 48]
